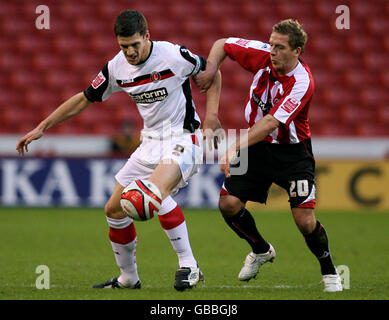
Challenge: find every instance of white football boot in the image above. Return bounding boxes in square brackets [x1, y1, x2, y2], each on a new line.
[238, 243, 276, 281]
[322, 273, 343, 292]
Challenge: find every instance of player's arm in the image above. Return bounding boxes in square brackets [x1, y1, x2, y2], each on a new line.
[16, 92, 91, 155]
[221, 115, 280, 177]
[203, 69, 224, 150]
[194, 38, 227, 92]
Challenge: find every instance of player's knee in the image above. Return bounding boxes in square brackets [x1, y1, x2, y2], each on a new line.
[294, 214, 316, 235]
[219, 195, 243, 218]
[104, 201, 122, 219]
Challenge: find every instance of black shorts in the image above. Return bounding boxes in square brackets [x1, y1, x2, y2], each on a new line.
[223, 138, 316, 209]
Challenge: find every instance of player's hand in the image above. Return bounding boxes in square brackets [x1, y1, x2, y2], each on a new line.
[220, 145, 237, 178]
[202, 116, 224, 151]
[193, 62, 218, 93]
[16, 128, 43, 156]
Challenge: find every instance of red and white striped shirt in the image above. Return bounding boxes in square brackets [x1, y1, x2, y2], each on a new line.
[224, 37, 314, 144]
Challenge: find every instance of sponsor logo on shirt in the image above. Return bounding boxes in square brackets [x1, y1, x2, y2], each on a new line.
[150, 71, 161, 83]
[91, 72, 106, 89]
[280, 97, 301, 113]
[252, 91, 272, 114]
[130, 87, 168, 104]
[236, 39, 251, 47]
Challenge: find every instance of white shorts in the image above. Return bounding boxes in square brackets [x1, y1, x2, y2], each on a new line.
[115, 130, 203, 195]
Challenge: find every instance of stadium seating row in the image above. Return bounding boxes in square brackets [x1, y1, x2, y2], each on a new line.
[0, 0, 388, 136]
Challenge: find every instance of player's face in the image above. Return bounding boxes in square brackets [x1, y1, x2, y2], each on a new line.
[269, 32, 301, 75]
[117, 32, 151, 65]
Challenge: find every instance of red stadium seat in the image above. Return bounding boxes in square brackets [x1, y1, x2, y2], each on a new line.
[321, 87, 357, 107]
[53, 34, 86, 54]
[3, 107, 36, 126]
[317, 123, 357, 137]
[313, 70, 341, 88]
[379, 70, 389, 88]
[73, 18, 109, 36]
[57, 2, 92, 19]
[0, 2, 19, 18]
[309, 104, 338, 125]
[169, 2, 201, 18]
[376, 105, 389, 126]
[1, 18, 33, 35]
[16, 35, 51, 53]
[0, 91, 25, 109]
[338, 104, 378, 126]
[0, 52, 29, 71]
[359, 88, 389, 107]
[342, 69, 375, 89]
[313, 1, 335, 19]
[365, 16, 389, 35]
[310, 36, 344, 54]
[241, 0, 276, 20]
[326, 52, 360, 72]
[0, 1, 387, 137]
[302, 54, 326, 73]
[89, 35, 118, 60]
[219, 18, 254, 38]
[351, 0, 382, 18]
[276, 0, 313, 19]
[25, 89, 62, 109]
[182, 18, 217, 38]
[362, 53, 389, 70]
[10, 71, 44, 89]
[68, 54, 102, 72]
[346, 34, 379, 53]
[202, 1, 236, 19]
[299, 17, 328, 36]
[355, 123, 389, 137]
[43, 71, 84, 91]
[31, 53, 68, 72]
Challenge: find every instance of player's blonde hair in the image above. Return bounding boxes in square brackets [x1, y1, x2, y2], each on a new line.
[272, 19, 308, 53]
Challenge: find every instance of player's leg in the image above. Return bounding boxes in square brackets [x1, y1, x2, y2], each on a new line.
[291, 206, 341, 291]
[219, 192, 270, 254]
[292, 206, 335, 275]
[219, 189, 275, 282]
[284, 172, 342, 291]
[149, 161, 197, 269]
[93, 182, 140, 289]
[149, 160, 203, 291]
[219, 143, 277, 281]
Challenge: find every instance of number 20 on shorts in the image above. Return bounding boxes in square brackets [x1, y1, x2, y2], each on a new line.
[289, 180, 309, 197]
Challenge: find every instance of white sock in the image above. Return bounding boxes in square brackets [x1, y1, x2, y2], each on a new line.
[107, 216, 139, 286]
[159, 196, 197, 268]
[110, 239, 139, 286]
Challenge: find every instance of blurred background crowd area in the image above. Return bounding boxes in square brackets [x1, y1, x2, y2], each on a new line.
[1, 0, 388, 137]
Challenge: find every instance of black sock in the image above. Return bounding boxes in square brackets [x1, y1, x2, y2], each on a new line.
[224, 208, 270, 254]
[304, 221, 336, 275]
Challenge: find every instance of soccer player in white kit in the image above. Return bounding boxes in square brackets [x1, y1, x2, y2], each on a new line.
[16, 10, 221, 291]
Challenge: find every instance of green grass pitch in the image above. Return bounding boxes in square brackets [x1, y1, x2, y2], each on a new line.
[1, 207, 389, 300]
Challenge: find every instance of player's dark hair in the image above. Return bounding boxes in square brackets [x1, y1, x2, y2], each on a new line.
[114, 10, 148, 37]
[272, 19, 308, 53]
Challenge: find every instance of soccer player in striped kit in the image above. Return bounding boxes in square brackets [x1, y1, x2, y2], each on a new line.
[195, 19, 342, 292]
[16, 10, 221, 291]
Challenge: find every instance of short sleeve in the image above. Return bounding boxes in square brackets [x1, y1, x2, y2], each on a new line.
[166, 43, 206, 78]
[269, 74, 314, 126]
[83, 63, 121, 102]
[224, 37, 271, 73]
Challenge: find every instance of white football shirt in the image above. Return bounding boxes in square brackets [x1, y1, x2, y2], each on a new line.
[84, 41, 206, 138]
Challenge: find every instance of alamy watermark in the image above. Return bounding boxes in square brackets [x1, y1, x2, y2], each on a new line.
[35, 265, 50, 289]
[337, 265, 350, 289]
[35, 5, 50, 30]
[335, 5, 350, 30]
